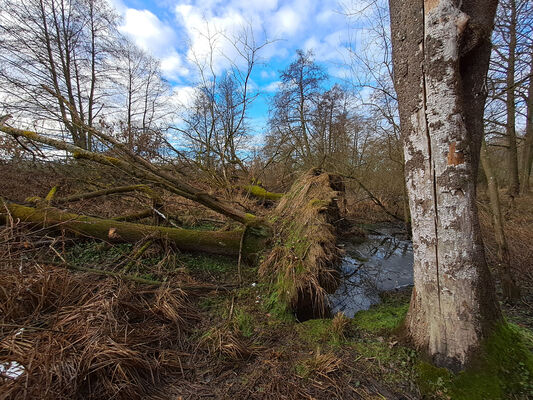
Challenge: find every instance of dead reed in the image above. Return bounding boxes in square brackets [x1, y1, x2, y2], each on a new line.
[0, 220, 198, 400]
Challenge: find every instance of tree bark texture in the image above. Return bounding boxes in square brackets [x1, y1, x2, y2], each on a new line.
[389, 0, 501, 370]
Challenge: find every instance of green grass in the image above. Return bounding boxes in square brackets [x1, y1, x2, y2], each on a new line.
[234, 308, 254, 337]
[67, 240, 131, 266]
[262, 290, 294, 322]
[178, 253, 236, 274]
[297, 319, 333, 344]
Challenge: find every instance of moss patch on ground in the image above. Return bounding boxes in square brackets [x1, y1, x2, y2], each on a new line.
[417, 323, 533, 399]
[352, 301, 409, 334]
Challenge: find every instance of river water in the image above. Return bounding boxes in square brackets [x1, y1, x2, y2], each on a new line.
[328, 225, 414, 318]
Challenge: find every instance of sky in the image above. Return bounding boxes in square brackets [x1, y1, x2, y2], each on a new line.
[108, 0, 378, 136]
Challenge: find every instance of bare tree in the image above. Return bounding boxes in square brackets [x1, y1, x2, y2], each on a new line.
[389, 0, 501, 369]
[173, 23, 269, 186]
[110, 40, 170, 156]
[269, 50, 327, 166]
[520, 48, 533, 193]
[0, 0, 117, 149]
[486, 0, 532, 196]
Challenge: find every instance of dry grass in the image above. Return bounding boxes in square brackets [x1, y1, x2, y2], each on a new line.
[260, 168, 345, 318]
[198, 324, 259, 361]
[0, 259, 198, 400]
[331, 312, 350, 339]
[302, 350, 342, 377]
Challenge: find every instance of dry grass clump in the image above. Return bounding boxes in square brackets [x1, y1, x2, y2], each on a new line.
[0, 262, 197, 400]
[331, 312, 350, 339]
[260, 168, 345, 319]
[199, 324, 259, 361]
[302, 350, 342, 377]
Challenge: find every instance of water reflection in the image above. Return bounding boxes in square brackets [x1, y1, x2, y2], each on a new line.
[328, 228, 414, 318]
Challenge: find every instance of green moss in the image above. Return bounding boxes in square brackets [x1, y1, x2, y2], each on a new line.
[417, 323, 533, 399]
[45, 186, 57, 202]
[244, 185, 284, 201]
[244, 213, 259, 225]
[308, 198, 328, 208]
[297, 319, 332, 344]
[25, 196, 42, 203]
[263, 291, 294, 322]
[352, 302, 408, 334]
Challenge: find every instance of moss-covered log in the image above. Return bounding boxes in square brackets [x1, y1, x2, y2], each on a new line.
[1, 202, 266, 257]
[243, 185, 284, 201]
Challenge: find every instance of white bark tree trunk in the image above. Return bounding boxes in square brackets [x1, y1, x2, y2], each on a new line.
[389, 0, 502, 370]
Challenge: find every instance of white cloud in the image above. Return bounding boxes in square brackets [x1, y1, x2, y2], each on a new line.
[119, 8, 191, 80]
[120, 9, 175, 54]
[170, 85, 197, 108]
[270, 6, 301, 36]
[263, 80, 281, 93]
[175, 4, 252, 75]
[160, 51, 190, 80]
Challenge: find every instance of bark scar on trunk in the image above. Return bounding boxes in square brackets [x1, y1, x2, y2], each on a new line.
[424, 0, 440, 14]
[447, 142, 465, 166]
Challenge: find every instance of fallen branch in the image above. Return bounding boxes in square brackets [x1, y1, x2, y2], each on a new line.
[1, 201, 267, 257]
[243, 185, 284, 201]
[113, 209, 153, 222]
[55, 184, 157, 204]
[0, 122, 266, 227]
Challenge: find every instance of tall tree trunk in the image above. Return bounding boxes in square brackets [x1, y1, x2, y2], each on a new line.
[520, 50, 533, 194]
[505, 0, 520, 196]
[389, 0, 502, 370]
[480, 139, 520, 301]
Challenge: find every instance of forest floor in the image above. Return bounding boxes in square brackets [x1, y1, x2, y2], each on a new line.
[1, 164, 532, 399]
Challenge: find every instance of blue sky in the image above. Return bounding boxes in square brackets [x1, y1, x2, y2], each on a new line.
[109, 0, 378, 135]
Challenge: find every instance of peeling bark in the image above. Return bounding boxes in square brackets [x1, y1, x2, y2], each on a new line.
[390, 0, 501, 370]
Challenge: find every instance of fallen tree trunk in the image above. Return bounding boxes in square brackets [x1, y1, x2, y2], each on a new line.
[1, 201, 267, 257]
[0, 122, 264, 227]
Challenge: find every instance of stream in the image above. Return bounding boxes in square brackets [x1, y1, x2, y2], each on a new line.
[328, 225, 414, 318]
